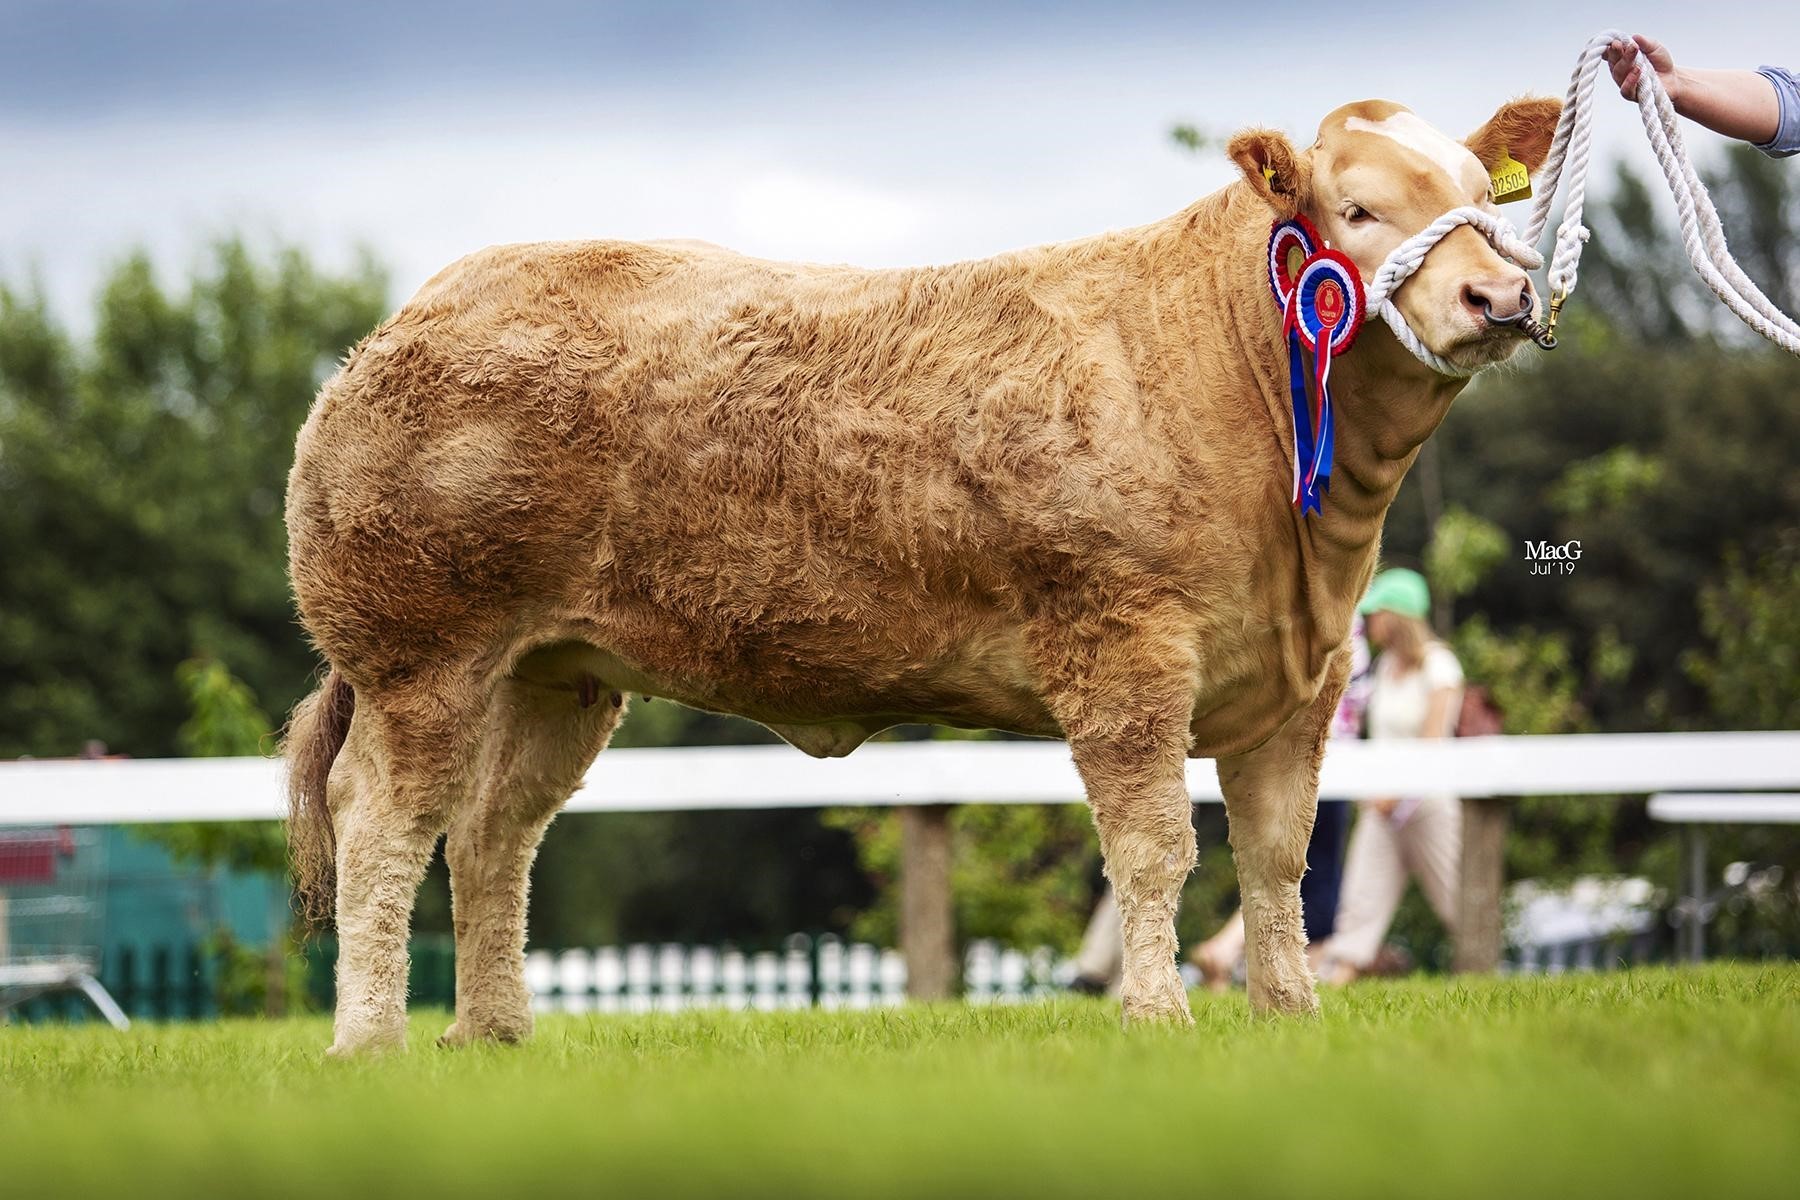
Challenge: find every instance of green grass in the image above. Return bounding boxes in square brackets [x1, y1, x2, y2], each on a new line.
[4, 965, 1797, 1198]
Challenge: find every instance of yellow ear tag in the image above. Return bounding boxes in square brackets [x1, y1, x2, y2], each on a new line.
[1490, 150, 1531, 204]
[1262, 165, 1277, 186]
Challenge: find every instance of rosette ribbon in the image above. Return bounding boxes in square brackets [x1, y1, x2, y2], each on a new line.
[1267, 218, 1366, 515]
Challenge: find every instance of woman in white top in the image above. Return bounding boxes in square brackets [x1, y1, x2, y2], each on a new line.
[1317, 568, 1465, 984]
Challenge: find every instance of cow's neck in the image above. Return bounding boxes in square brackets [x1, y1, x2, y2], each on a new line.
[1248, 218, 1466, 646]
[1146, 183, 1467, 639]
[1302, 331, 1464, 551]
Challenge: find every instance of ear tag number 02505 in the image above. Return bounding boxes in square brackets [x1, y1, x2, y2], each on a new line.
[1490, 149, 1531, 204]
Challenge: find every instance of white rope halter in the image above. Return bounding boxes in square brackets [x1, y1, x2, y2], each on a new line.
[1366, 208, 1543, 377]
[1373, 28, 1800, 376]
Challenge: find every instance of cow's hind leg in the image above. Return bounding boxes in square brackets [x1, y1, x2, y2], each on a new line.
[440, 666, 625, 1047]
[328, 668, 489, 1056]
[1215, 661, 1344, 1018]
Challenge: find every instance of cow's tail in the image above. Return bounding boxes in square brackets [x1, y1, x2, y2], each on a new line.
[282, 668, 355, 930]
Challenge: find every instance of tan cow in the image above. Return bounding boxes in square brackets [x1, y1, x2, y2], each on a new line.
[284, 95, 1560, 1055]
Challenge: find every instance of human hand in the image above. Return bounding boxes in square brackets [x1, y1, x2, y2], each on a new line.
[1365, 797, 1399, 818]
[1606, 34, 1681, 104]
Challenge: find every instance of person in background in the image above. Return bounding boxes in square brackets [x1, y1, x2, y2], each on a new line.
[1186, 615, 1373, 990]
[1069, 617, 1374, 995]
[1605, 34, 1798, 158]
[1314, 569, 1465, 986]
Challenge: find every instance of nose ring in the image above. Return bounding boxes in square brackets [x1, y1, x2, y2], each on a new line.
[1479, 298, 1557, 350]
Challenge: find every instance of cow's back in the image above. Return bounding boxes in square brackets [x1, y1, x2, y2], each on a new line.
[287, 235, 1165, 720]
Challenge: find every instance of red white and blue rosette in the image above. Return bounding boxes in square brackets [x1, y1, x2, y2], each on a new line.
[1291, 248, 1366, 357]
[1267, 215, 1321, 307]
[1268, 221, 1365, 515]
[1290, 249, 1364, 509]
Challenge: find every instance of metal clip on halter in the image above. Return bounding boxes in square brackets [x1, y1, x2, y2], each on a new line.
[1540, 287, 1568, 349]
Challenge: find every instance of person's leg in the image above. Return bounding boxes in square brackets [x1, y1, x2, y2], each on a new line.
[1190, 910, 1245, 992]
[1397, 794, 1464, 933]
[1317, 806, 1407, 973]
[1070, 884, 1124, 992]
[1301, 799, 1352, 944]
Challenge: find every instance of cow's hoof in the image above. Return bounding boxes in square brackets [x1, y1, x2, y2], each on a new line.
[1122, 1003, 1196, 1028]
[437, 1015, 532, 1048]
[325, 1033, 406, 1058]
[324, 1011, 408, 1058]
[1120, 985, 1195, 1027]
[1249, 978, 1321, 1019]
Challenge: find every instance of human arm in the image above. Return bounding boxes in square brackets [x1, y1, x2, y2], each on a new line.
[1419, 686, 1459, 743]
[1605, 35, 1789, 152]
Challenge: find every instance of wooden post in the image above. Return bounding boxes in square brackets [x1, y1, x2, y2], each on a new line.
[1454, 795, 1508, 973]
[899, 803, 956, 1001]
[1683, 825, 1707, 963]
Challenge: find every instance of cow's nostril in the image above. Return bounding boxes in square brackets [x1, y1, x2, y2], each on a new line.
[1462, 285, 1484, 313]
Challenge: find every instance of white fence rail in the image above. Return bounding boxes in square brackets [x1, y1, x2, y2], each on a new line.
[7, 733, 1797, 989]
[4, 732, 1800, 826]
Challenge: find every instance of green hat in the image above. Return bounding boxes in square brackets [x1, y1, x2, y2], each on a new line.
[1358, 568, 1431, 620]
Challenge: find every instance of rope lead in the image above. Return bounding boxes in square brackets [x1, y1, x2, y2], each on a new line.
[1374, 28, 1800, 375]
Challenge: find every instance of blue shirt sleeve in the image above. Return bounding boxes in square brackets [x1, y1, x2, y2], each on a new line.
[1753, 66, 1800, 158]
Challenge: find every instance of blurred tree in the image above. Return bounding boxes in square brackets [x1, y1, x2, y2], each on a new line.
[1388, 305, 1800, 732]
[177, 655, 274, 756]
[140, 654, 308, 1015]
[1169, 123, 1211, 155]
[1685, 540, 1800, 730]
[824, 799, 1098, 954]
[1377, 145, 1800, 963]
[131, 656, 286, 875]
[0, 242, 388, 758]
[1425, 504, 1509, 625]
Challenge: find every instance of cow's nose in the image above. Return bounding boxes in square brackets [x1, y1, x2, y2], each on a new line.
[1462, 273, 1535, 323]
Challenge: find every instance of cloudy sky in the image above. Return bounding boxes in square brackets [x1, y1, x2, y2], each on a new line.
[3, 1, 1791, 320]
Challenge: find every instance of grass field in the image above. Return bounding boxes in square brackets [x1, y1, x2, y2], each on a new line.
[4, 965, 1797, 1198]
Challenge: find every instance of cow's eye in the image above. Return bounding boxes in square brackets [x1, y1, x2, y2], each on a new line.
[1344, 204, 1374, 225]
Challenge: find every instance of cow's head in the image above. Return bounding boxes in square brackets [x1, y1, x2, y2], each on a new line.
[1229, 97, 1561, 372]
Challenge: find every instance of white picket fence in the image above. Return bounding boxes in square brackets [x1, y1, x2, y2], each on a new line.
[525, 935, 1074, 1013]
[523, 884, 1673, 1012]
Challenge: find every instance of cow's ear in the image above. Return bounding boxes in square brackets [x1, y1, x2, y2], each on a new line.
[1228, 127, 1311, 216]
[1464, 96, 1562, 174]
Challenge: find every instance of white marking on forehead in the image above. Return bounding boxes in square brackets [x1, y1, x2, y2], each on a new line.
[1344, 112, 1484, 189]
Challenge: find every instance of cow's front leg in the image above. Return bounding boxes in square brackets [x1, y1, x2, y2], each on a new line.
[1215, 673, 1341, 1019]
[1067, 702, 1198, 1025]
